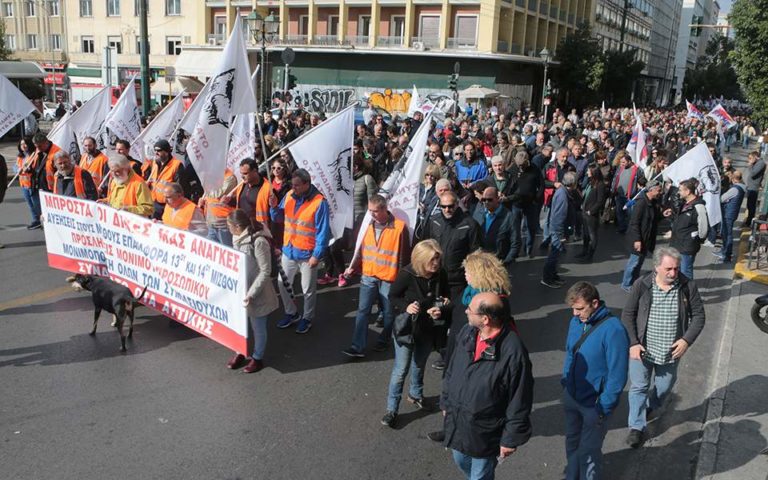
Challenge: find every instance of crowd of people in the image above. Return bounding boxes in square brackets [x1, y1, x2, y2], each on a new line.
[8, 98, 763, 480]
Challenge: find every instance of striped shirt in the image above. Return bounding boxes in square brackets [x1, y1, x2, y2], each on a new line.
[644, 281, 680, 365]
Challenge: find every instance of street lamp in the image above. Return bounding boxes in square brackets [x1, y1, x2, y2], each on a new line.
[539, 47, 551, 121]
[247, 10, 280, 109]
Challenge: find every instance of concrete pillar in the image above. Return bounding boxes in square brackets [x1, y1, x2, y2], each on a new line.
[404, 1, 414, 47]
[338, 0, 348, 42]
[279, 1, 288, 41]
[439, 0, 450, 49]
[477, 0, 500, 52]
[308, 0, 318, 42]
[369, 0, 380, 47]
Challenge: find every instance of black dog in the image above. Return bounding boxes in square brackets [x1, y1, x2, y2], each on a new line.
[66, 274, 148, 352]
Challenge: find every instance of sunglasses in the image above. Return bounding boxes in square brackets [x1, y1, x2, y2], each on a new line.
[439, 204, 457, 210]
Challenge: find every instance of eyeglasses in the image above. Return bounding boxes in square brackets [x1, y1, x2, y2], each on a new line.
[272, 166, 284, 170]
[439, 204, 457, 210]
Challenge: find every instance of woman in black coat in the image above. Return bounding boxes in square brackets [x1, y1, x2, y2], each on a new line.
[577, 164, 606, 262]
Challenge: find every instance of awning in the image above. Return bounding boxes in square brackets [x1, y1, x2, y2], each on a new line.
[150, 76, 205, 96]
[174, 49, 223, 78]
[0, 61, 46, 79]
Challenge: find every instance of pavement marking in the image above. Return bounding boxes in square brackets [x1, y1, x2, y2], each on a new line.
[0, 286, 73, 313]
[734, 230, 768, 285]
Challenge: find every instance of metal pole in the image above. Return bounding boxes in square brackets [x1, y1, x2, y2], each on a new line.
[139, 0, 151, 117]
[619, 0, 630, 52]
[260, 33, 266, 110]
[47, 1, 56, 102]
[541, 62, 548, 117]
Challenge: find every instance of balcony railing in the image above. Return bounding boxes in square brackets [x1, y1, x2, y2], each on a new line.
[207, 33, 224, 46]
[346, 35, 369, 46]
[447, 37, 477, 49]
[511, 42, 521, 54]
[411, 36, 440, 49]
[282, 35, 308, 45]
[377, 36, 405, 48]
[497, 40, 509, 52]
[310, 35, 340, 46]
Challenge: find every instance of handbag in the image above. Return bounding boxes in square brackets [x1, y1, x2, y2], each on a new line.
[393, 312, 415, 347]
[601, 197, 616, 224]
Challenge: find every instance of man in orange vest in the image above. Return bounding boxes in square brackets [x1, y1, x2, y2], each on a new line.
[115, 139, 143, 177]
[52, 151, 98, 200]
[161, 182, 207, 236]
[342, 194, 411, 357]
[100, 154, 153, 217]
[147, 139, 184, 220]
[79, 136, 110, 197]
[269, 168, 331, 334]
[199, 168, 237, 246]
[224, 158, 271, 227]
[30, 132, 60, 194]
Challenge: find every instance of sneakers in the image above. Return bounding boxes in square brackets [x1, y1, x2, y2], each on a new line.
[26, 222, 41, 230]
[381, 411, 397, 428]
[374, 312, 384, 328]
[427, 430, 446, 442]
[277, 312, 300, 329]
[242, 358, 264, 373]
[703, 240, 715, 248]
[295, 318, 312, 334]
[431, 359, 446, 370]
[407, 395, 430, 411]
[626, 429, 645, 448]
[227, 353, 246, 369]
[541, 278, 564, 289]
[317, 273, 337, 285]
[342, 347, 365, 358]
[337, 274, 349, 287]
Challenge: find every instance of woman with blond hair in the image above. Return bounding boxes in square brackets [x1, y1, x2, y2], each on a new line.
[382, 239, 451, 428]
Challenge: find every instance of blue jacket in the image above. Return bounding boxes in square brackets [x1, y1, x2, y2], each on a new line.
[471, 203, 513, 262]
[548, 185, 570, 235]
[270, 185, 331, 260]
[561, 303, 629, 416]
[455, 159, 488, 184]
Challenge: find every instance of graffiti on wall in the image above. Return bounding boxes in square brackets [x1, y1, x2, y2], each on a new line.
[283, 87, 356, 114]
[368, 89, 412, 116]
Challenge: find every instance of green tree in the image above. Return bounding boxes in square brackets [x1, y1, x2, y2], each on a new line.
[600, 49, 645, 105]
[0, 20, 12, 60]
[683, 35, 742, 101]
[730, 0, 768, 125]
[552, 22, 604, 108]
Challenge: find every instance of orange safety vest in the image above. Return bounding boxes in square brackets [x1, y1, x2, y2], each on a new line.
[148, 157, 183, 204]
[53, 166, 87, 199]
[108, 171, 145, 207]
[283, 191, 324, 251]
[162, 199, 198, 231]
[42, 144, 61, 191]
[79, 152, 109, 189]
[207, 169, 236, 219]
[361, 217, 406, 282]
[17, 155, 34, 188]
[140, 159, 153, 179]
[232, 178, 271, 224]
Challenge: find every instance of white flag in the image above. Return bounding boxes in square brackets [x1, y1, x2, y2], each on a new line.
[287, 106, 355, 239]
[67, 86, 112, 150]
[186, 15, 256, 192]
[407, 85, 420, 117]
[663, 141, 721, 226]
[627, 106, 648, 169]
[352, 113, 433, 258]
[104, 77, 142, 147]
[47, 111, 80, 157]
[0, 74, 36, 138]
[179, 80, 210, 134]
[131, 91, 186, 160]
[226, 66, 260, 180]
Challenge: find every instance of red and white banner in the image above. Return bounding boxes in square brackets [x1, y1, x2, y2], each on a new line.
[39, 191, 250, 354]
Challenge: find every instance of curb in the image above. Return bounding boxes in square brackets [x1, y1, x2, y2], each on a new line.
[734, 230, 768, 285]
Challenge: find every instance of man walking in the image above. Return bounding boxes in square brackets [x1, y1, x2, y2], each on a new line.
[668, 178, 709, 280]
[101, 154, 153, 217]
[441, 291, 534, 480]
[562, 282, 629, 479]
[342, 195, 410, 357]
[146, 139, 184, 220]
[716, 170, 746, 263]
[471, 186, 513, 263]
[52, 151, 98, 201]
[269, 169, 331, 334]
[79, 136, 110, 196]
[620, 180, 663, 292]
[541, 171, 577, 288]
[622, 246, 706, 448]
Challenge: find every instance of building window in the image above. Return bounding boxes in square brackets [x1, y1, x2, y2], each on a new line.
[454, 15, 478, 46]
[5, 34, 15, 50]
[107, 0, 120, 17]
[418, 15, 440, 40]
[166, 36, 181, 55]
[358, 15, 371, 37]
[298, 15, 308, 35]
[26, 34, 37, 49]
[165, 0, 180, 16]
[328, 15, 339, 36]
[50, 34, 61, 50]
[2, 2, 13, 17]
[133, 0, 149, 16]
[49, 0, 60, 16]
[82, 36, 95, 53]
[25, 1, 35, 16]
[80, 0, 92, 16]
[135, 35, 150, 54]
[390, 15, 405, 38]
[108, 35, 122, 54]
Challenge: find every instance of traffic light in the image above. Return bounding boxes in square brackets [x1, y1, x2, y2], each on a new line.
[287, 73, 297, 90]
[448, 73, 458, 91]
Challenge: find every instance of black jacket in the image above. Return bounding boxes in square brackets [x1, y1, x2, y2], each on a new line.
[621, 272, 706, 347]
[582, 181, 606, 217]
[441, 323, 534, 457]
[508, 164, 543, 208]
[670, 198, 708, 255]
[389, 265, 452, 339]
[0, 153, 7, 203]
[418, 209, 481, 286]
[627, 192, 660, 255]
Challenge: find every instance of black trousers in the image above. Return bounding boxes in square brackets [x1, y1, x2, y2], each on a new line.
[582, 213, 599, 255]
[746, 190, 759, 224]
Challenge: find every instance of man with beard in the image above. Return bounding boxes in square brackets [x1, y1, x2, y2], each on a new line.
[146, 139, 184, 220]
[79, 136, 110, 196]
[52, 151, 98, 200]
[100, 154, 153, 217]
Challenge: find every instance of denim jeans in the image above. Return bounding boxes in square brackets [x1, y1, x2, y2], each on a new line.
[509, 206, 523, 258]
[680, 253, 694, 280]
[249, 314, 268, 360]
[721, 216, 737, 260]
[540, 205, 551, 243]
[22, 187, 41, 224]
[621, 253, 646, 290]
[615, 196, 630, 233]
[207, 226, 233, 247]
[628, 358, 679, 431]
[351, 275, 393, 352]
[543, 233, 563, 282]
[386, 333, 432, 412]
[521, 203, 539, 254]
[451, 449, 498, 480]
[563, 390, 608, 480]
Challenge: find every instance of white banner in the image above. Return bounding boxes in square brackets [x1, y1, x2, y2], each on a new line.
[287, 106, 355, 239]
[663, 141, 722, 226]
[180, 80, 210, 133]
[186, 15, 256, 192]
[0, 74, 36, 138]
[39, 191, 250, 353]
[66, 86, 112, 151]
[226, 67, 260, 180]
[48, 111, 80, 157]
[132, 91, 186, 160]
[104, 77, 142, 148]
